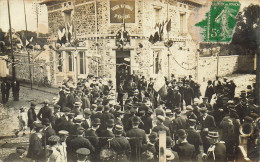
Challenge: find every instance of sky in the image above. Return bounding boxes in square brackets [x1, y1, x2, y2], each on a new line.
[0, 0, 48, 33]
[0, 0, 259, 35]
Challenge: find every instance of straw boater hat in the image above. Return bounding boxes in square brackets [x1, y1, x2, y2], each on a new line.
[207, 131, 219, 138]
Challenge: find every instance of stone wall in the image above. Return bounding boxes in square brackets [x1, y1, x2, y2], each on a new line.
[197, 55, 255, 82]
[14, 53, 48, 84]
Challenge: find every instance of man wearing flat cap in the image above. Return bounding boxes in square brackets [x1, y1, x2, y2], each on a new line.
[47, 135, 62, 162]
[202, 131, 226, 162]
[126, 116, 147, 162]
[76, 148, 91, 162]
[4, 146, 27, 162]
[27, 102, 37, 132]
[85, 118, 101, 160]
[58, 130, 69, 162]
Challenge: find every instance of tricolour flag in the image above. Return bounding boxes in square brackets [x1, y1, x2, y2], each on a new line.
[153, 72, 167, 100]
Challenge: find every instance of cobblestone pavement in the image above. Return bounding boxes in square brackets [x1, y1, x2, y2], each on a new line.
[0, 74, 256, 160]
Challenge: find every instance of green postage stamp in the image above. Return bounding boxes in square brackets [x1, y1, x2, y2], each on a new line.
[196, 1, 241, 42]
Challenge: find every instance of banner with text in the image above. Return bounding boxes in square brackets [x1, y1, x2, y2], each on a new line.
[110, 0, 135, 23]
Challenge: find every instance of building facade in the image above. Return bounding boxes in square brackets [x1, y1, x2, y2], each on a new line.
[41, 0, 202, 87]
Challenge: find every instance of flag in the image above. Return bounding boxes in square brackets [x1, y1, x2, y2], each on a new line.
[153, 72, 167, 99]
[29, 37, 33, 42]
[153, 31, 160, 43]
[166, 19, 171, 32]
[149, 34, 154, 44]
[68, 23, 73, 42]
[26, 39, 29, 46]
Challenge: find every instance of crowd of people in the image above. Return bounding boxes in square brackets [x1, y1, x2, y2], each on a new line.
[3, 74, 260, 162]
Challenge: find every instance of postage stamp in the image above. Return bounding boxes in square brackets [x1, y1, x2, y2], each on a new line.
[196, 1, 241, 42]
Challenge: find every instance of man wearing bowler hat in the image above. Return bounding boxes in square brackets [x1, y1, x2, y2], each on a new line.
[98, 119, 115, 149]
[57, 85, 67, 111]
[126, 116, 147, 162]
[202, 131, 226, 162]
[186, 119, 203, 159]
[172, 129, 196, 162]
[186, 105, 198, 121]
[42, 118, 56, 146]
[172, 108, 188, 139]
[68, 127, 94, 161]
[110, 125, 131, 162]
[37, 100, 53, 122]
[85, 118, 101, 159]
[205, 80, 215, 103]
[141, 132, 159, 161]
[199, 107, 216, 153]
[82, 109, 92, 130]
[27, 102, 37, 132]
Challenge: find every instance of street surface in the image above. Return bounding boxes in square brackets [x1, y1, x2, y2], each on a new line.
[0, 73, 256, 160]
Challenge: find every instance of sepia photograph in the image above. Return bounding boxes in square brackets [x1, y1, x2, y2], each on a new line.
[0, 0, 259, 161]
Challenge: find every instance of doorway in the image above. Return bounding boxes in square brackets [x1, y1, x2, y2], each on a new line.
[116, 51, 131, 88]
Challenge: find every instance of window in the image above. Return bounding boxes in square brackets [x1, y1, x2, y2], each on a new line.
[155, 8, 161, 24]
[79, 51, 86, 74]
[153, 50, 161, 74]
[57, 52, 63, 72]
[68, 52, 73, 71]
[180, 13, 186, 34]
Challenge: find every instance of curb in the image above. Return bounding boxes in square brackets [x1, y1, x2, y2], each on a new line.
[20, 84, 58, 95]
